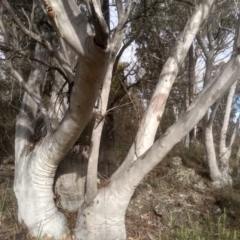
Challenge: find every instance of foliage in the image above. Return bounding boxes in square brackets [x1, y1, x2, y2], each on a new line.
[178, 143, 206, 170]
[132, 0, 190, 102]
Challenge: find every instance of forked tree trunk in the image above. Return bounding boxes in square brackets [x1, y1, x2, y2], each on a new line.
[196, 6, 239, 186]
[204, 77, 238, 187]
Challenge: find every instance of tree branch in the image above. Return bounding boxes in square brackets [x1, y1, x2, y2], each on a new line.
[43, 0, 96, 57]
[113, 27, 142, 74]
[229, 115, 240, 148]
[89, 0, 109, 48]
[117, 0, 136, 31]
[10, 64, 52, 135]
[219, 81, 237, 151]
[206, 3, 216, 50]
[2, 0, 75, 83]
[206, 100, 220, 127]
[0, 42, 71, 84]
[112, 0, 216, 177]
[116, 0, 123, 20]
[196, 34, 210, 59]
[2, 0, 49, 48]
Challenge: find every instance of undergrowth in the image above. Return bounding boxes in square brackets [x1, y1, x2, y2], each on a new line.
[0, 180, 15, 223]
[159, 210, 240, 240]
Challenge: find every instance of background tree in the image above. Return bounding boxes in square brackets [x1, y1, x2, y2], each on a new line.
[195, 0, 237, 186]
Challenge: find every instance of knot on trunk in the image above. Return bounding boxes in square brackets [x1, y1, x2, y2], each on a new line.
[42, 0, 56, 18]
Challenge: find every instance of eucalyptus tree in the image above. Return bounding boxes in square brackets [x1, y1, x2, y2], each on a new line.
[1, 0, 240, 239]
[132, 0, 200, 143]
[196, 0, 237, 186]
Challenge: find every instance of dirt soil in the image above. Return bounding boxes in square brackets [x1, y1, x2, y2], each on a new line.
[1, 157, 240, 240]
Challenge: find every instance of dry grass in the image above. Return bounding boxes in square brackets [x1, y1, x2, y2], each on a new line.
[0, 169, 28, 240]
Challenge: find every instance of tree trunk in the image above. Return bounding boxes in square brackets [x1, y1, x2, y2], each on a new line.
[218, 82, 237, 186]
[75, 184, 130, 239]
[99, 111, 117, 177]
[205, 125, 222, 182]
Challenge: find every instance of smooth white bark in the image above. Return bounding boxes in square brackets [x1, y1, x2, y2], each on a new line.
[217, 82, 237, 186]
[15, 151, 69, 238]
[47, 0, 93, 56]
[75, 187, 129, 239]
[219, 82, 237, 153]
